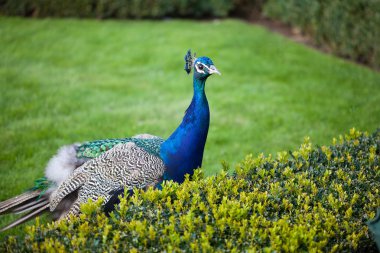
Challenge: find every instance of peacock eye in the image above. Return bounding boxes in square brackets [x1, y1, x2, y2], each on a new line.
[198, 64, 204, 70]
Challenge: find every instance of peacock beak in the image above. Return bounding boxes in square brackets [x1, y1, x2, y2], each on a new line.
[209, 65, 221, 75]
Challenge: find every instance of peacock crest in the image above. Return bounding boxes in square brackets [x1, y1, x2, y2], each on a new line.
[184, 49, 196, 74]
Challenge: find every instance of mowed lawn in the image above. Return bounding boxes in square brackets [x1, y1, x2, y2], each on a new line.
[0, 17, 379, 235]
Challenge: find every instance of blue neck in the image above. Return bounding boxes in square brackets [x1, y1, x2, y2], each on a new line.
[160, 76, 210, 183]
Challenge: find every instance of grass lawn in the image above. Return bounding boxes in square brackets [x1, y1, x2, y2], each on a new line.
[0, 17, 379, 237]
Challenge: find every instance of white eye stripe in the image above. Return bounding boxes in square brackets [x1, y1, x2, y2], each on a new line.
[195, 63, 210, 74]
[195, 63, 205, 74]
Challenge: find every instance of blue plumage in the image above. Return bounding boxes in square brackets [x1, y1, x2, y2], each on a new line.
[161, 56, 220, 183]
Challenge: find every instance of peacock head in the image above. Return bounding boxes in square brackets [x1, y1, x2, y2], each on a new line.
[193, 57, 221, 80]
[184, 50, 221, 80]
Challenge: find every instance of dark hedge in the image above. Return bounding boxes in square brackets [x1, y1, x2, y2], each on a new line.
[264, 0, 380, 69]
[0, 0, 234, 19]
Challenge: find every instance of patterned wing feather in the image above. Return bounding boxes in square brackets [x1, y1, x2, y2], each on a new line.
[50, 142, 166, 218]
[49, 167, 89, 211]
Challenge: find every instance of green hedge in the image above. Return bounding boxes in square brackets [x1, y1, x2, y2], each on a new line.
[1, 128, 379, 252]
[264, 0, 380, 69]
[0, 0, 234, 18]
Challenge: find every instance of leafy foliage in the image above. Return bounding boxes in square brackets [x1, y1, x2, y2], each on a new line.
[0, 0, 234, 18]
[1, 128, 379, 252]
[264, 0, 380, 69]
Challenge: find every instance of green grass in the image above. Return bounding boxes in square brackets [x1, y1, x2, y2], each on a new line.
[0, 17, 379, 237]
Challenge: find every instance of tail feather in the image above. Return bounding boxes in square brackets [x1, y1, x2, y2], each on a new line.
[0, 190, 41, 214]
[0, 203, 49, 232]
[11, 197, 47, 213]
[14, 199, 49, 215]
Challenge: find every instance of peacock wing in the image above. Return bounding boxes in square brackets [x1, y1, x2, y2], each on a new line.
[50, 142, 166, 219]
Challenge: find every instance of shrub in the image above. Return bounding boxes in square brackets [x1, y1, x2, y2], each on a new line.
[1, 128, 379, 252]
[0, 0, 235, 18]
[263, 0, 380, 69]
[230, 0, 265, 19]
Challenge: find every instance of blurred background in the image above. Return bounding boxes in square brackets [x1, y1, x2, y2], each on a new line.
[1, 0, 379, 69]
[0, 0, 379, 192]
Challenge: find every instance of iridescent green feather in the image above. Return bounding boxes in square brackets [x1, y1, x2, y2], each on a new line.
[76, 138, 164, 159]
[30, 177, 52, 191]
[29, 177, 55, 198]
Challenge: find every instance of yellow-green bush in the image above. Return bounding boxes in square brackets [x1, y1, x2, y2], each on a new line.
[1, 128, 379, 252]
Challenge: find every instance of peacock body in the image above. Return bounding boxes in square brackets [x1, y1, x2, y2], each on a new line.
[0, 51, 220, 231]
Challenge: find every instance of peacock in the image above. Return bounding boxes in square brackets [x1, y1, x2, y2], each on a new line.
[0, 50, 220, 231]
